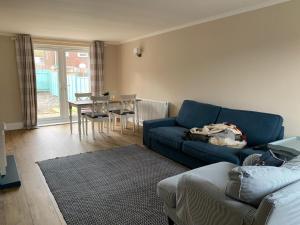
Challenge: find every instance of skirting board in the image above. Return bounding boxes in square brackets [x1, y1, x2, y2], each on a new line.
[5, 122, 24, 131]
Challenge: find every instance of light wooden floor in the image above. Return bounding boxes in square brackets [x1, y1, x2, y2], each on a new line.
[0, 124, 142, 225]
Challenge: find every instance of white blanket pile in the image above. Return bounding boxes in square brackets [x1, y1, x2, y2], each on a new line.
[190, 123, 247, 149]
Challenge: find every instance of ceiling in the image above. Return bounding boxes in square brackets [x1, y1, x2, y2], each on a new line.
[0, 0, 289, 43]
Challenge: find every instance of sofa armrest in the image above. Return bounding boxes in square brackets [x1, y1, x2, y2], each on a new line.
[254, 180, 300, 225]
[176, 174, 256, 225]
[143, 117, 177, 146]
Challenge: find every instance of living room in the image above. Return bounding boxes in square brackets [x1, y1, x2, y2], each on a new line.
[0, 0, 300, 225]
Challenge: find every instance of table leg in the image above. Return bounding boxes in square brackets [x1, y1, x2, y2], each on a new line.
[77, 106, 82, 141]
[69, 103, 73, 134]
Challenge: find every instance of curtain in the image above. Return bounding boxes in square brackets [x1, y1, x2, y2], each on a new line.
[15, 34, 37, 129]
[90, 41, 104, 96]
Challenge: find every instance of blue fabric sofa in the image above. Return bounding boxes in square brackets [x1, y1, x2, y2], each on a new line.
[143, 100, 284, 168]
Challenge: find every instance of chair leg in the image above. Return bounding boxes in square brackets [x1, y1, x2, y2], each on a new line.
[168, 217, 174, 225]
[85, 118, 88, 135]
[133, 116, 135, 133]
[82, 117, 85, 135]
[98, 122, 100, 133]
[109, 117, 112, 131]
[107, 120, 109, 134]
[120, 117, 123, 134]
[110, 117, 113, 131]
[92, 121, 95, 140]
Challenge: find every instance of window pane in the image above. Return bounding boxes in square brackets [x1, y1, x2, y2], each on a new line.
[65, 50, 90, 102]
[34, 49, 61, 119]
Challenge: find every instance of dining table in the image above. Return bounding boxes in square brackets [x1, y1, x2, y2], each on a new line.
[68, 98, 140, 140]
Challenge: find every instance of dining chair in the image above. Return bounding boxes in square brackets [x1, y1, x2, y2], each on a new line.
[75, 93, 92, 100]
[110, 94, 136, 134]
[85, 96, 110, 140]
[75, 92, 92, 135]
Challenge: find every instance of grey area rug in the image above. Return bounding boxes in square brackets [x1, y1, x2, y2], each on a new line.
[38, 145, 188, 225]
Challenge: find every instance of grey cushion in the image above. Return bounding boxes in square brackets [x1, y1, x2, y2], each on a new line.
[243, 151, 285, 167]
[85, 112, 109, 118]
[243, 154, 262, 166]
[157, 162, 236, 208]
[110, 110, 135, 115]
[225, 166, 300, 207]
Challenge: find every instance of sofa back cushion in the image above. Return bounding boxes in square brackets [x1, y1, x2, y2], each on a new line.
[176, 100, 221, 129]
[216, 108, 283, 147]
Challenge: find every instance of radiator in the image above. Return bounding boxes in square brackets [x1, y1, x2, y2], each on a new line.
[137, 99, 169, 126]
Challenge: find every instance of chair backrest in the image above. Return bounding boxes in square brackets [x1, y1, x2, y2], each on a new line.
[254, 180, 300, 225]
[75, 92, 92, 101]
[120, 94, 136, 113]
[91, 96, 109, 116]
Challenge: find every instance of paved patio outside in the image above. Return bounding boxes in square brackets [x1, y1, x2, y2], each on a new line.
[37, 92, 60, 119]
[37, 92, 80, 120]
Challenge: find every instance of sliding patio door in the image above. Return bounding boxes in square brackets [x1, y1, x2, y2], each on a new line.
[34, 45, 90, 125]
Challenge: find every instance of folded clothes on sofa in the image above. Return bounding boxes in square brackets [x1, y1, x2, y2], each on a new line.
[243, 150, 285, 167]
[184, 123, 247, 149]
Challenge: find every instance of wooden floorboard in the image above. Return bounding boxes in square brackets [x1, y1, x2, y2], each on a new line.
[0, 124, 142, 225]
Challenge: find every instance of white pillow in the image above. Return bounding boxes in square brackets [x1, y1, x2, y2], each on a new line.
[225, 166, 300, 207]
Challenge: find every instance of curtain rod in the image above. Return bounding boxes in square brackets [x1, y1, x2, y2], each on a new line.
[10, 36, 112, 47]
[10, 36, 90, 46]
[33, 38, 91, 47]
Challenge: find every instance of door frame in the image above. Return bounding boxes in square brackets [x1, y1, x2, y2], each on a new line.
[34, 44, 90, 125]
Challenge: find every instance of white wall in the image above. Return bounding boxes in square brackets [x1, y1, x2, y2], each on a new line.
[116, 0, 300, 136]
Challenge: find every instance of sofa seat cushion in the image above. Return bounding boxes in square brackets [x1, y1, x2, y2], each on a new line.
[182, 141, 241, 165]
[149, 126, 188, 150]
[216, 108, 283, 146]
[176, 100, 221, 129]
[157, 162, 236, 208]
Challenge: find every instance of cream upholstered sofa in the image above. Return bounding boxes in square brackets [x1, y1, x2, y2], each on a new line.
[157, 162, 300, 225]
